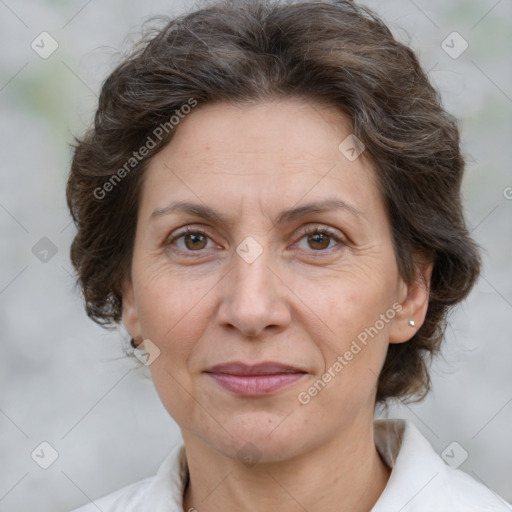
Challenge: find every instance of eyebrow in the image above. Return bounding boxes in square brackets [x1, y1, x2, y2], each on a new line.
[150, 198, 365, 226]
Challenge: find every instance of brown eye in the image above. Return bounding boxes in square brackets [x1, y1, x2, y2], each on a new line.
[167, 227, 213, 254]
[295, 227, 345, 253]
[307, 232, 331, 250]
[183, 232, 208, 251]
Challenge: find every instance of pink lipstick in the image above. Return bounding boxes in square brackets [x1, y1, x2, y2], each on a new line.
[205, 361, 307, 396]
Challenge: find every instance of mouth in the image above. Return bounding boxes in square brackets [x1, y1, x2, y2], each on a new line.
[204, 361, 307, 396]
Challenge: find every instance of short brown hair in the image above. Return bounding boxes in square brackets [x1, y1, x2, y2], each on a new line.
[66, 0, 481, 403]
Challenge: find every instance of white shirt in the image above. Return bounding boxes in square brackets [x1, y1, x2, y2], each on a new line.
[70, 419, 511, 511]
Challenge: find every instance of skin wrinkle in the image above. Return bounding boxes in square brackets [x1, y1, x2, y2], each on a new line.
[121, 99, 432, 512]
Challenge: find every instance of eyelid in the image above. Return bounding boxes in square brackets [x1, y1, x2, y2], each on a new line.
[294, 224, 346, 243]
[164, 226, 212, 247]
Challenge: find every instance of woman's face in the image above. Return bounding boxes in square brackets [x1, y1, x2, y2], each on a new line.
[123, 98, 427, 462]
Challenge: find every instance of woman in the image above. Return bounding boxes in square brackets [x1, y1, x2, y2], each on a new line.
[66, 0, 510, 510]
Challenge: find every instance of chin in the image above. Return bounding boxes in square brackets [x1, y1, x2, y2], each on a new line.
[198, 412, 313, 464]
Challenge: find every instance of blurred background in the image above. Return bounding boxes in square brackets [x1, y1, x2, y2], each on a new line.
[0, 0, 511, 510]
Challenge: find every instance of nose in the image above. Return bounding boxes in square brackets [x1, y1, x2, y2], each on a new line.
[215, 245, 292, 338]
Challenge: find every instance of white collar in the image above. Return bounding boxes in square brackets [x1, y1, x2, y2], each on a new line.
[76, 418, 510, 511]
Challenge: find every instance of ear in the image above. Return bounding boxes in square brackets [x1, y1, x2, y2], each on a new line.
[389, 262, 433, 344]
[121, 276, 142, 342]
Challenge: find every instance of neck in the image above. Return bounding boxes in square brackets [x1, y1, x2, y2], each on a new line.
[182, 419, 391, 512]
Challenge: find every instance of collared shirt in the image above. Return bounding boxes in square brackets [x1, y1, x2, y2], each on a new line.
[70, 419, 511, 511]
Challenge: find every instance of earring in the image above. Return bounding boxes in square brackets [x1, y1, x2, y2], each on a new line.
[408, 320, 416, 327]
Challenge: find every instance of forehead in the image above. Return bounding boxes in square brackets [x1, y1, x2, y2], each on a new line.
[154, 99, 356, 165]
[139, 99, 384, 223]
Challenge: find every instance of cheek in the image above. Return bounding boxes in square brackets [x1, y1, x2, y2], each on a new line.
[303, 269, 395, 338]
[149, 362, 199, 430]
[133, 259, 209, 338]
[303, 320, 390, 419]
[136, 270, 207, 425]
[300, 273, 395, 395]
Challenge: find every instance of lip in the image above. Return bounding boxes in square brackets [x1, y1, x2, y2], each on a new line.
[205, 361, 307, 397]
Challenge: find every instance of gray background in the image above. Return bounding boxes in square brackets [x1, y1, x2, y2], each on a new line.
[0, 0, 511, 510]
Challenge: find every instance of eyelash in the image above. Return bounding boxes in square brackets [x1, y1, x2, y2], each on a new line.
[166, 226, 345, 257]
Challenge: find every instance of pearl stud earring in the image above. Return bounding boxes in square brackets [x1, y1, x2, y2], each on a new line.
[408, 320, 415, 327]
